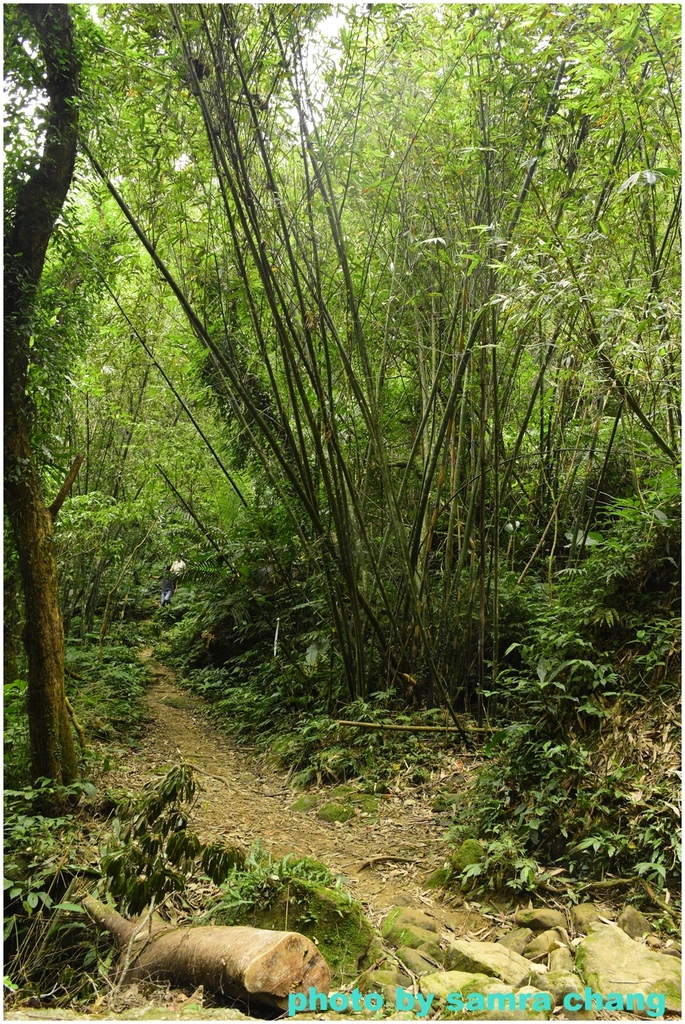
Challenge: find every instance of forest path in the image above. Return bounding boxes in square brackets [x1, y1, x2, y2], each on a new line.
[114, 651, 488, 935]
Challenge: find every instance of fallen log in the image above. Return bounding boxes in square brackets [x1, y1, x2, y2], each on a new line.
[83, 895, 330, 1009]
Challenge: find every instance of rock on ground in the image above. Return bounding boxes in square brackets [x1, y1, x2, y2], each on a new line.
[571, 903, 603, 933]
[523, 927, 570, 958]
[359, 967, 411, 1002]
[445, 937, 548, 985]
[549, 946, 574, 973]
[450, 839, 485, 873]
[420, 969, 495, 1000]
[515, 907, 566, 932]
[381, 907, 440, 949]
[617, 903, 652, 939]
[497, 926, 533, 954]
[576, 923, 681, 1013]
[396, 946, 439, 975]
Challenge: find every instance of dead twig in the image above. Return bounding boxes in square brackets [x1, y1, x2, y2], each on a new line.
[640, 877, 677, 916]
[337, 719, 492, 734]
[358, 855, 421, 871]
[107, 897, 159, 1006]
[185, 761, 230, 786]
[577, 876, 640, 891]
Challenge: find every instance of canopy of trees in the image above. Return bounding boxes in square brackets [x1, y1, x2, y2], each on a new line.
[4, 2, 680, 883]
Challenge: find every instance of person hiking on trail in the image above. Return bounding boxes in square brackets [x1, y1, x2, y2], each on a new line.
[160, 566, 177, 607]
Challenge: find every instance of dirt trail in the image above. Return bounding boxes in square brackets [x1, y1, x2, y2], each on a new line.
[114, 653, 487, 934]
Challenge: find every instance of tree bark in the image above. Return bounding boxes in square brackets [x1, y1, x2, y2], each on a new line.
[4, 4, 80, 789]
[83, 896, 331, 1010]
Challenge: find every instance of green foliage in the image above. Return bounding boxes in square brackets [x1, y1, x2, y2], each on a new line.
[449, 832, 542, 894]
[202, 846, 375, 984]
[101, 763, 198, 914]
[4, 678, 31, 788]
[4, 6, 681, 962]
[65, 629, 149, 743]
[3, 779, 105, 1004]
[100, 763, 245, 915]
[202, 845, 340, 925]
[4, 780, 94, 918]
[446, 483, 681, 892]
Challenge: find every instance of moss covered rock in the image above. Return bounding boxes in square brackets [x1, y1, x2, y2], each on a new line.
[420, 969, 493, 1001]
[348, 793, 378, 813]
[317, 802, 354, 822]
[359, 968, 412, 1002]
[291, 793, 318, 812]
[445, 938, 547, 986]
[450, 839, 485, 874]
[497, 927, 533, 955]
[425, 865, 452, 889]
[575, 923, 681, 1013]
[529, 969, 585, 1007]
[327, 785, 355, 801]
[418, 939, 445, 964]
[515, 908, 566, 932]
[382, 907, 440, 949]
[570, 903, 602, 934]
[396, 946, 438, 975]
[617, 904, 652, 939]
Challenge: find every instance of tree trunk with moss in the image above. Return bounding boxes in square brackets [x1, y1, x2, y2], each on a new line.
[4, 4, 81, 789]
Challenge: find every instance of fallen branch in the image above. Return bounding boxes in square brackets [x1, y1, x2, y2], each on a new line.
[577, 876, 640, 891]
[111, 897, 158, 1001]
[639, 877, 677, 916]
[336, 719, 491, 734]
[83, 895, 330, 1009]
[542, 875, 678, 919]
[540, 876, 639, 897]
[358, 855, 420, 871]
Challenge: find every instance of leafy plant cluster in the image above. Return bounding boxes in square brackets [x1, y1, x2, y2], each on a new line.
[5, 627, 151, 792]
[164, 576, 461, 794]
[3, 631, 161, 1004]
[199, 846, 376, 986]
[201, 845, 343, 927]
[65, 626, 151, 744]
[3, 779, 106, 1008]
[445, 484, 681, 891]
[100, 763, 245, 915]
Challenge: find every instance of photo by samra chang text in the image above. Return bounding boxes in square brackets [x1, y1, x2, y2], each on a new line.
[287, 984, 667, 1019]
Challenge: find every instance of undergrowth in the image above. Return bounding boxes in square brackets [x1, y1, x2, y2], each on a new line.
[4, 779, 108, 1008]
[163, 483, 681, 899]
[201, 844, 344, 926]
[65, 623, 151, 744]
[445, 482, 681, 895]
[3, 625, 155, 1008]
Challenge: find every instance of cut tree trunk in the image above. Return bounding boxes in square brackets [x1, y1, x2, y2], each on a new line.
[83, 896, 331, 1010]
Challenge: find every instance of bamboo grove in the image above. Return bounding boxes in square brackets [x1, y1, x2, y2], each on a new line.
[10, 4, 680, 722]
